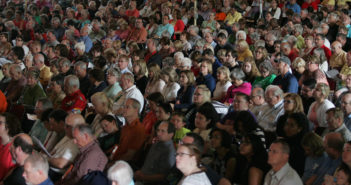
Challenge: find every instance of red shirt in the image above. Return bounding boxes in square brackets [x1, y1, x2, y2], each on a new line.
[0, 140, 15, 180]
[61, 90, 87, 112]
[145, 51, 157, 63]
[321, 45, 332, 61]
[301, 0, 320, 10]
[126, 9, 139, 17]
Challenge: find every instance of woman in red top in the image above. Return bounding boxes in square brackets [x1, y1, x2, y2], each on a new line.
[170, 9, 185, 39]
[0, 113, 22, 180]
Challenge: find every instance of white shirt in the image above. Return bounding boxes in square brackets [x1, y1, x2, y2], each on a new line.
[264, 163, 303, 185]
[113, 85, 144, 113]
[162, 82, 180, 102]
[179, 172, 212, 185]
[50, 136, 79, 173]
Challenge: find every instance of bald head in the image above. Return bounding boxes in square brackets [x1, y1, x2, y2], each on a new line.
[331, 41, 342, 54]
[65, 114, 85, 138]
[16, 133, 33, 146]
[12, 134, 33, 165]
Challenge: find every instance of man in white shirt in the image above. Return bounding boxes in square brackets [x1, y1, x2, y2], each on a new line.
[264, 140, 303, 185]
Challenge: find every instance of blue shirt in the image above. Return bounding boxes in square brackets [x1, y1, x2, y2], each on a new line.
[155, 24, 174, 38]
[286, 2, 301, 14]
[272, 72, 298, 93]
[344, 114, 351, 131]
[197, 74, 216, 93]
[38, 178, 54, 185]
[313, 156, 341, 185]
[78, 36, 93, 53]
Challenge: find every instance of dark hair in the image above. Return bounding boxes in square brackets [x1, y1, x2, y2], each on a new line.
[13, 135, 33, 154]
[146, 92, 165, 104]
[41, 108, 54, 122]
[286, 112, 309, 135]
[51, 75, 64, 89]
[93, 56, 107, 69]
[100, 114, 119, 129]
[159, 120, 176, 134]
[337, 163, 351, 183]
[12, 46, 25, 60]
[157, 102, 172, 115]
[49, 109, 68, 123]
[55, 44, 69, 58]
[0, 113, 22, 137]
[243, 133, 268, 163]
[302, 78, 316, 89]
[197, 102, 219, 129]
[89, 68, 105, 81]
[235, 92, 250, 102]
[185, 132, 205, 154]
[210, 127, 232, 148]
[234, 111, 259, 134]
[202, 48, 214, 57]
[172, 112, 185, 122]
[217, 32, 227, 39]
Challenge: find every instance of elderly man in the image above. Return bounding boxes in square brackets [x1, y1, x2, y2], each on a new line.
[61, 75, 87, 112]
[46, 30, 60, 47]
[78, 25, 93, 53]
[264, 140, 303, 185]
[315, 33, 331, 61]
[281, 42, 299, 63]
[89, 20, 106, 43]
[5, 64, 27, 103]
[3, 134, 33, 185]
[74, 61, 91, 97]
[134, 121, 176, 184]
[108, 160, 134, 185]
[341, 92, 351, 130]
[256, 85, 285, 133]
[325, 108, 351, 141]
[112, 99, 146, 162]
[23, 152, 54, 185]
[113, 73, 144, 116]
[305, 132, 343, 185]
[61, 124, 107, 185]
[145, 38, 162, 67]
[272, 56, 298, 93]
[330, 41, 347, 70]
[48, 113, 83, 181]
[250, 87, 267, 118]
[34, 53, 52, 87]
[127, 18, 147, 44]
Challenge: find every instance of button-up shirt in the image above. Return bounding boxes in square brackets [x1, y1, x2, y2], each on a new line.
[264, 163, 303, 185]
[257, 100, 285, 132]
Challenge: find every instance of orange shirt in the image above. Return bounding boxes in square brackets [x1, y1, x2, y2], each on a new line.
[113, 119, 146, 160]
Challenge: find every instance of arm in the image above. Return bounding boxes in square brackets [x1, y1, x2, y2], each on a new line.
[49, 157, 70, 169]
[248, 167, 264, 185]
[224, 158, 236, 182]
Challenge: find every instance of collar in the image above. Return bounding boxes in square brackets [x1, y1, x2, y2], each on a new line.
[80, 140, 96, 153]
[68, 89, 81, 96]
[38, 178, 53, 185]
[270, 163, 290, 181]
[273, 100, 284, 109]
[124, 85, 136, 93]
[334, 124, 346, 132]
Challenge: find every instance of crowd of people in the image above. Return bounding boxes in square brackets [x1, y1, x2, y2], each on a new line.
[1, 0, 351, 184]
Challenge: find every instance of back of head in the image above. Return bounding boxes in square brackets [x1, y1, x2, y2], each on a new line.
[108, 160, 133, 185]
[13, 134, 33, 155]
[25, 152, 49, 177]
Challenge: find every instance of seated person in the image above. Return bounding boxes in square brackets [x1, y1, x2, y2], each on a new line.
[98, 115, 121, 156]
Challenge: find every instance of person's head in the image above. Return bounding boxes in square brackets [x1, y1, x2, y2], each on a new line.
[65, 113, 85, 138]
[10, 46, 25, 62]
[276, 56, 291, 75]
[233, 93, 250, 111]
[179, 70, 195, 87]
[91, 92, 113, 115]
[230, 68, 245, 87]
[160, 67, 178, 84]
[170, 112, 186, 130]
[265, 85, 284, 107]
[26, 69, 40, 87]
[324, 132, 345, 159]
[74, 61, 87, 79]
[108, 160, 134, 185]
[11, 134, 33, 165]
[199, 60, 213, 76]
[343, 141, 351, 167]
[313, 83, 329, 100]
[234, 111, 259, 135]
[117, 54, 129, 70]
[326, 108, 344, 131]
[250, 87, 265, 106]
[301, 132, 325, 157]
[236, 40, 249, 52]
[239, 133, 267, 160]
[341, 93, 351, 116]
[133, 60, 147, 77]
[210, 128, 232, 150]
[193, 85, 211, 105]
[120, 72, 135, 90]
[284, 112, 308, 137]
[195, 102, 218, 130]
[315, 33, 325, 48]
[0, 113, 22, 138]
[155, 102, 172, 121]
[100, 115, 119, 134]
[106, 68, 120, 86]
[176, 144, 203, 173]
[64, 75, 80, 95]
[33, 53, 45, 69]
[122, 98, 140, 120]
[59, 58, 71, 74]
[216, 32, 228, 46]
[301, 79, 316, 98]
[334, 163, 351, 185]
[34, 98, 53, 117]
[254, 46, 268, 61]
[23, 152, 49, 185]
[148, 63, 161, 80]
[283, 93, 304, 113]
[9, 64, 23, 80]
[268, 140, 290, 171]
[49, 109, 68, 133]
[216, 66, 231, 82]
[146, 38, 157, 52]
[73, 124, 94, 148]
[331, 41, 343, 55]
[156, 121, 175, 142]
[292, 57, 306, 74]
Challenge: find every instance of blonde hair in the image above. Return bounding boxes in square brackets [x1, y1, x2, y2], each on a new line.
[292, 57, 306, 69]
[284, 93, 304, 113]
[201, 60, 213, 74]
[194, 85, 211, 104]
[91, 92, 113, 112]
[217, 66, 231, 82]
[133, 60, 147, 76]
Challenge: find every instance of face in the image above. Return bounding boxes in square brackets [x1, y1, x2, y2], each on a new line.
[335, 170, 349, 185]
[233, 95, 249, 111]
[193, 88, 205, 105]
[92, 99, 106, 115]
[242, 62, 252, 73]
[176, 146, 195, 171]
[155, 107, 170, 121]
[283, 97, 295, 112]
[210, 130, 222, 149]
[73, 128, 85, 148]
[9, 67, 21, 80]
[313, 85, 324, 99]
[255, 49, 264, 60]
[106, 72, 117, 85]
[265, 90, 279, 107]
[239, 137, 254, 157]
[342, 143, 351, 165]
[0, 116, 7, 136]
[300, 85, 314, 98]
[326, 111, 341, 130]
[118, 58, 128, 70]
[277, 62, 287, 74]
[157, 122, 173, 142]
[268, 143, 288, 167]
[27, 76, 37, 87]
[194, 112, 210, 130]
[100, 119, 117, 134]
[171, 115, 185, 130]
[122, 99, 138, 118]
[200, 62, 209, 76]
[260, 66, 270, 78]
[341, 94, 351, 115]
[217, 70, 226, 81]
[307, 61, 319, 72]
[305, 37, 313, 48]
[23, 161, 40, 185]
[315, 36, 324, 47]
[284, 118, 302, 137]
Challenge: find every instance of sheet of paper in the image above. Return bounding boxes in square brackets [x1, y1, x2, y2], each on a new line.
[27, 113, 38, 121]
[32, 136, 52, 158]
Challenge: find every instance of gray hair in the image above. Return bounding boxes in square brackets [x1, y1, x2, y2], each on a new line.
[294, 24, 303, 34]
[259, 60, 273, 71]
[107, 68, 121, 79]
[189, 25, 199, 34]
[108, 160, 133, 185]
[64, 75, 80, 89]
[37, 98, 53, 110]
[25, 54, 33, 62]
[75, 42, 86, 52]
[60, 57, 71, 67]
[236, 30, 247, 40]
[265, 85, 284, 99]
[74, 124, 94, 137]
[74, 61, 87, 70]
[34, 53, 45, 64]
[194, 39, 205, 48]
[10, 64, 22, 73]
[174, 52, 184, 60]
[230, 68, 245, 80]
[25, 152, 49, 176]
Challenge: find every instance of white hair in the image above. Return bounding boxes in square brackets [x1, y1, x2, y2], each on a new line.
[236, 30, 247, 40]
[64, 75, 80, 89]
[25, 152, 49, 176]
[181, 57, 192, 67]
[174, 52, 184, 60]
[108, 161, 133, 185]
[75, 42, 86, 52]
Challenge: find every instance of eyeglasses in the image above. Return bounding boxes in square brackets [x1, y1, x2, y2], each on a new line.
[284, 100, 294, 104]
[175, 152, 192, 157]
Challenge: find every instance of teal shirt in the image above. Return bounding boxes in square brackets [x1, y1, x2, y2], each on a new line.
[252, 74, 277, 90]
[103, 82, 122, 100]
[29, 120, 48, 144]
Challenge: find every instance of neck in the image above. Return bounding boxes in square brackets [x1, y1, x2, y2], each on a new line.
[126, 116, 138, 125]
[272, 162, 286, 172]
[1, 135, 11, 145]
[316, 98, 324, 104]
[182, 166, 201, 176]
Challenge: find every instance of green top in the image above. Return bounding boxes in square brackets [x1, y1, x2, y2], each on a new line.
[23, 84, 47, 107]
[252, 74, 277, 90]
[173, 127, 191, 144]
